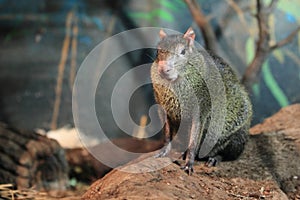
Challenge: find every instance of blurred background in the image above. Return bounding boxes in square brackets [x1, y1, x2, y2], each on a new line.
[0, 0, 299, 135]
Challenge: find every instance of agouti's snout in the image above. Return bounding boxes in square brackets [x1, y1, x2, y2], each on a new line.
[157, 60, 178, 81]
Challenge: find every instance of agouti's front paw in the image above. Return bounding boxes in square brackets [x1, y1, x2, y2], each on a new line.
[181, 160, 194, 175]
[180, 149, 195, 175]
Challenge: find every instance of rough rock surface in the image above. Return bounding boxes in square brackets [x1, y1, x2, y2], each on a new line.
[83, 104, 300, 199]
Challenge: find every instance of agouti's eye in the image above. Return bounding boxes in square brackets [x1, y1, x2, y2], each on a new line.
[180, 49, 186, 55]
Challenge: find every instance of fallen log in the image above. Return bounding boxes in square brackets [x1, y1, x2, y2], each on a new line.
[0, 123, 69, 191]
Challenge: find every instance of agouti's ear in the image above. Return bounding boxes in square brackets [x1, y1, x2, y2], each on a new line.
[159, 29, 167, 39]
[183, 27, 195, 46]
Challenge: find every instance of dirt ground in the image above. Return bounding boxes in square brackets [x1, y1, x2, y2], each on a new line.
[82, 104, 300, 200]
[2, 104, 299, 199]
[81, 157, 287, 200]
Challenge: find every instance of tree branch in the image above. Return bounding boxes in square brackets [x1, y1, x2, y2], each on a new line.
[242, 0, 299, 91]
[184, 0, 298, 92]
[184, 0, 218, 53]
[267, 0, 278, 13]
[242, 0, 271, 90]
[226, 0, 249, 34]
[270, 26, 300, 51]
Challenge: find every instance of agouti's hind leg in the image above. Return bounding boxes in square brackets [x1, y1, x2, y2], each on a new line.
[205, 155, 222, 167]
[220, 128, 248, 161]
[205, 128, 248, 167]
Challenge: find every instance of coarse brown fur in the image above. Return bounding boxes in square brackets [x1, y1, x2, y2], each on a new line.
[151, 28, 252, 174]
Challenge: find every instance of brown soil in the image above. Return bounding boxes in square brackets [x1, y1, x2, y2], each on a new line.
[82, 104, 300, 200]
[5, 105, 299, 199]
[82, 157, 287, 200]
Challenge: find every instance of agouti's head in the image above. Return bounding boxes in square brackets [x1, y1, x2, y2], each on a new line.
[155, 27, 196, 82]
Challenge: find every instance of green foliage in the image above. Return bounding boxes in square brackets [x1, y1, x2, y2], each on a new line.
[264, 0, 300, 20]
[129, 9, 174, 22]
[128, 0, 185, 25]
[262, 60, 289, 107]
[277, 0, 300, 20]
[276, 0, 300, 54]
[272, 49, 285, 64]
[245, 38, 288, 105]
[252, 83, 260, 99]
[159, 0, 180, 11]
[245, 37, 255, 65]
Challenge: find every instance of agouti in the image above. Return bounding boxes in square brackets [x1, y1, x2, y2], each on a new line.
[151, 27, 252, 174]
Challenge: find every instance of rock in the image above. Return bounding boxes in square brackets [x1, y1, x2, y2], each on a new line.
[82, 156, 287, 200]
[82, 104, 300, 199]
[250, 104, 300, 136]
[249, 104, 300, 199]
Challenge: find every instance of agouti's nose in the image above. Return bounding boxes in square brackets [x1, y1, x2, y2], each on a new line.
[158, 60, 172, 74]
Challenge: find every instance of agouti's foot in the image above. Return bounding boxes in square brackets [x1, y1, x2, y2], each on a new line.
[154, 142, 171, 158]
[205, 155, 222, 167]
[179, 150, 187, 160]
[180, 149, 195, 175]
[181, 160, 194, 175]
